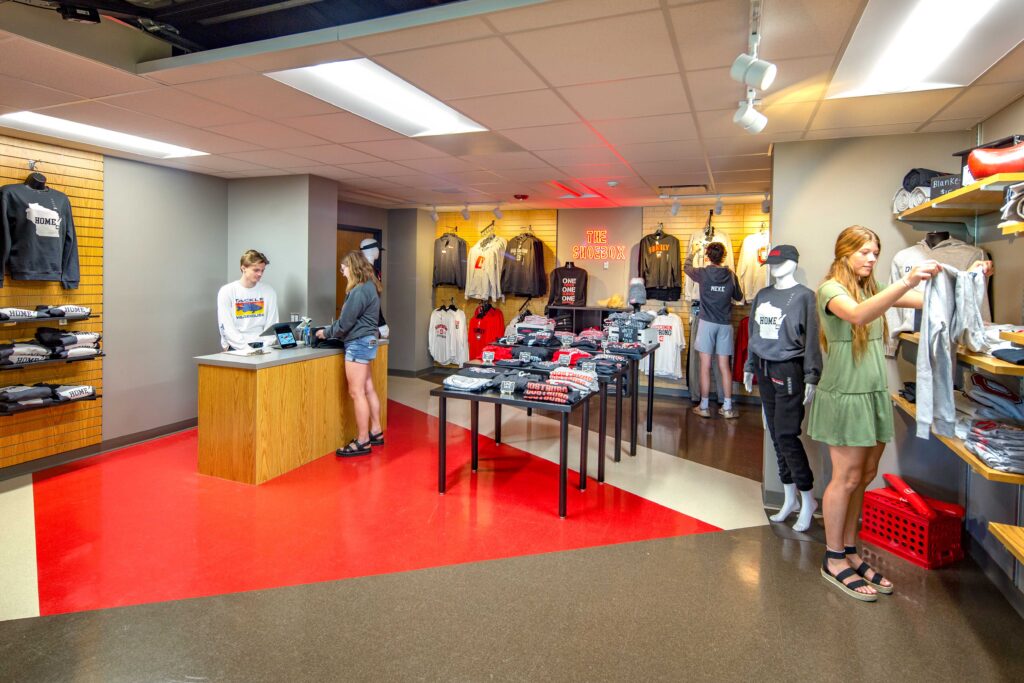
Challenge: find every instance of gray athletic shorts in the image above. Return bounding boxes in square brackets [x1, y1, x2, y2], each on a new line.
[695, 319, 734, 356]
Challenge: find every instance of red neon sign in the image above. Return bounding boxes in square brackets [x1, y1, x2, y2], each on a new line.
[571, 228, 626, 260]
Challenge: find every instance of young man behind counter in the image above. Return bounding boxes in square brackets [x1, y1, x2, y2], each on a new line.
[217, 249, 279, 351]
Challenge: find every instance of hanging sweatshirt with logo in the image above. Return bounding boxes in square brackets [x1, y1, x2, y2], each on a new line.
[501, 233, 547, 297]
[1, 183, 79, 289]
[639, 232, 682, 296]
[743, 284, 822, 385]
[546, 265, 588, 307]
[433, 232, 467, 288]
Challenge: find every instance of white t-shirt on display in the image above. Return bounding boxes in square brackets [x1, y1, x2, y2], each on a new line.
[642, 311, 685, 379]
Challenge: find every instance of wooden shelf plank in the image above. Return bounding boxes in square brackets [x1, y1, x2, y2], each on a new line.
[1000, 221, 1024, 236]
[899, 332, 1024, 377]
[892, 393, 1024, 485]
[898, 173, 1024, 222]
[989, 523, 1024, 565]
[999, 330, 1024, 346]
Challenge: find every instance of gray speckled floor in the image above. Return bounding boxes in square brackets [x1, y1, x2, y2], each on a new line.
[1, 526, 1021, 682]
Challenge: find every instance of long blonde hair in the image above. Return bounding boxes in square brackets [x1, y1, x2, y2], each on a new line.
[341, 251, 382, 294]
[821, 225, 887, 361]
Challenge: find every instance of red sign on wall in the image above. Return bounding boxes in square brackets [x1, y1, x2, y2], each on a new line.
[571, 229, 626, 260]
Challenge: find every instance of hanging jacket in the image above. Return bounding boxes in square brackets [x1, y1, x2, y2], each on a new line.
[1, 183, 79, 289]
[501, 233, 547, 297]
[433, 233, 467, 288]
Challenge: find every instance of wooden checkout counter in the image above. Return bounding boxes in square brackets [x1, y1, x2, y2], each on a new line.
[194, 341, 387, 485]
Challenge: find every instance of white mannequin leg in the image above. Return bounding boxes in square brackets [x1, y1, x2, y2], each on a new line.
[770, 483, 798, 522]
[793, 489, 818, 532]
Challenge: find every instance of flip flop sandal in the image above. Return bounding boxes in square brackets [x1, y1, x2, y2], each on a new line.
[845, 546, 894, 595]
[336, 439, 372, 457]
[821, 549, 878, 602]
[369, 431, 385, 446]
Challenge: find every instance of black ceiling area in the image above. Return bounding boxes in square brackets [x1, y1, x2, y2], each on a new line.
[11, 0, 465, 54]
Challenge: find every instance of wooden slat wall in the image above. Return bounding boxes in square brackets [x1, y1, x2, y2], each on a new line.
[0, 135, 103, 467]
[432, 209, 556, 367]
[641, 203, 770, 392]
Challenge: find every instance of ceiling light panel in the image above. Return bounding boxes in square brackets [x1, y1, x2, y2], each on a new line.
[0, 111, 207, 158]
[828, 0, 1024, 99]
[266, 59, 487, 137]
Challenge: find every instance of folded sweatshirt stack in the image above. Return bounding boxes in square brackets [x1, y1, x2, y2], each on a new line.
[0, 342, 51, 366]
[0, 383, 96, 413]
[35, 327, 102, 359]
[0, 305, 91, 321]
[963, 420, 1024, 474]
[523, 381, 580, 405]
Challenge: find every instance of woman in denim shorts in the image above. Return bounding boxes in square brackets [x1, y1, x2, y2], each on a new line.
[317, 251, 383, 456]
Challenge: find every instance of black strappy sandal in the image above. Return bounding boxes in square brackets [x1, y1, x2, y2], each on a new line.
[336, 439, 372, 457]
[845, 546, 894, 595]
[368, 430, 384, 446]
[821, 548, 878, 602]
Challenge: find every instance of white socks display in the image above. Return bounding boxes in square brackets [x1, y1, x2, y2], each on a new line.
[770, 483, 819, 532]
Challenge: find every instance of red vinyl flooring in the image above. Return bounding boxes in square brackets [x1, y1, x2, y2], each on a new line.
[33, 400, 719, 616]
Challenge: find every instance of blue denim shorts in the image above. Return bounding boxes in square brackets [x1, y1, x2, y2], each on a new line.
[345, 335, 378, 364]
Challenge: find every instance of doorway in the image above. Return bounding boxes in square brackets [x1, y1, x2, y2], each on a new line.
[336, 225, 382, 313]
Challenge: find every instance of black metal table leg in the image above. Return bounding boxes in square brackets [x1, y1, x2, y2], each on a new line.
[494, 403, 502, 445]
[647, 348, 656, 433]
[559, 413, 569, 518]
[579, 396, 590, 491]
[598, 384, 608, 483]
[438, 396, 447, 494]
[471, 400, 479, 472]
[614, 372, 623, 462]
[527, 407, 532, 417]
[630, 359, 639, 456]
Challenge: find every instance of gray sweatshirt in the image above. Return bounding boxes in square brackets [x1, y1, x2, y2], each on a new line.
[743, 284, 822, 384]
[325, 281, 380, 343]
[683, 252, 742, 324]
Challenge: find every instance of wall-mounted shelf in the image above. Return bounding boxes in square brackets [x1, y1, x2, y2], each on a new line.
[897, 173, 1024, 224]
[0, 394, 100, 417]
[989, 523, 1024, 565]
[0, 354, 104, 371]
[892, 393, 1024, 485]
[1, 315, 92, 327]
[1000, 330, 1024, 346]
[1000, 221, 1024, 236]
[899, 332, 1024, 377]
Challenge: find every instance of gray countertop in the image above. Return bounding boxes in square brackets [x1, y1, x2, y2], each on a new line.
[195, 339, 388, 370]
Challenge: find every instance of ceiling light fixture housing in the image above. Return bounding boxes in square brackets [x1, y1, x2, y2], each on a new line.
[267, 58, 487, 137]
[429, 205, 439, 222]
[670, 200, 680, 217]
[493, 205, 503, 219]
[730, 0, 776, 91]
[714, 197, 724, 215]
[734, 88, 768, 134]
[461, 204, 471, 220]
[0, 111, 207, 159]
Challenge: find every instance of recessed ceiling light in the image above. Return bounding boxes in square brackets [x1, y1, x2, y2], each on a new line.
[828, 0, 1019, 99]
[0, 111, 207, 159]
[267, 58, 487, 137]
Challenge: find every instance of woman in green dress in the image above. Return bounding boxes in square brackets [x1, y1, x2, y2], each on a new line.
[808, 225, 990, 602]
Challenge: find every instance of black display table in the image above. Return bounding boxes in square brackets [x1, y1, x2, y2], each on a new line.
[623, 343, 659, 457]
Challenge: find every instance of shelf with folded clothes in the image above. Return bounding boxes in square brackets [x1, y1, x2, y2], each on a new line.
[897, 172, 1024, 223]
[0, 393, 101, 417]
[988, 523, 1024, 565]
[1000, 330, 1024, 346]
[0, 353, 105, 371]
[0, 315, 92, 327]
[1000, 221, 1024, 236]
[891, 393, 1024, 485]
[899, 332, 1024, 377]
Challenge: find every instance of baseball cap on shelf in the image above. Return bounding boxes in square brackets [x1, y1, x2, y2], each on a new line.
[359, 238, 384, 252]
[765, 244, 799, 264]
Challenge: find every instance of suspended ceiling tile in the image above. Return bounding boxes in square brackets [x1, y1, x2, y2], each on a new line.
[631, 159, 708, 177]
[206, 121, 328, 149]
[713, 180, 772, 194]
[802, 123, 920, 141]
[342, 160, 417, 177]
[0, 75, 82, 110]
[341, 176, 406, 191]
[377, 174, 448, 189]
[499, 123, 607, 150]
[375, 38, 546, 100]
[703, 136, 777, 157]
[918, 119, 979, 134]
[450, 90, 579, 129]
[592, 113, 698, 145]
[284, 144, 379, 165]
[496, 167, 562, 181]
[977, 43, 1024, 85]
[347, 17, 494, 55]
[220, 169, 288, 178]
[759, 101, 817, 132]
[811, 90, 961, 129]
[224, 149, 321, 168]
[102, 88, 259, 128]
[641, 172, 711, 188]
[178, 74, 339, 120]
[559, 74, 690, 120]
[759, 0, 862, 62]
[712, 169, 771, 183]
[400, 156, 479, 174]
[534, 147, 622, 166]
[506, 11, 677, 87]
[143, 61, 254, 85]
[235, 41, 361, 73]
[153, 127, 264, 155]
[346, 139, 449, 161]
[552, 162, 634, 178]
[488, 0, 660, 33]
[0, 39, 157, 98]
[760, 56, 836, 106]
[934, 83, 1024, 121]
[459, 151, 550, 169]
[615, 139, 705, 162]
[709, 154, 772, 173]
[286, 165, 367, 181]
[670, 0, 749, 71]
[37, 100, 203, 143]
[438, 170, 506, 185]
[282, 112, 402, 143]
[686, 68, 746, 112]
[170, 155, 276, 172]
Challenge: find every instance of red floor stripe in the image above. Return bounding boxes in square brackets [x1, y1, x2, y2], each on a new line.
[33, 400, 719, 615]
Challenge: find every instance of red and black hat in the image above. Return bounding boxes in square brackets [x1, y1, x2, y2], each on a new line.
[765, 244, 799, 264]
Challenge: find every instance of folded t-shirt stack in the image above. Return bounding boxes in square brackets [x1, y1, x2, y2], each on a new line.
[480, 344, 514, 362]
[963, 420, 1024, 474]
[0, 342, 51, 366]
[605, 342, 646, 359]
[523, 381, 581, 405]
[0, 383, 96, 413]
[511, 345, 552, 362]
[0, 306, 91, 321]
[552, 348, 592, 366]
[35, 327, 102, 359]
[494, 371, 542, 393]
[548, 366, 599, 394]
[520, 331, 562, 348]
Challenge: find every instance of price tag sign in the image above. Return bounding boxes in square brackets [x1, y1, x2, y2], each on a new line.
[482, 351, 495, 364]
[560, 336, 573, 347]
[519, 352, 532, 362]
[582, 362, 597, 373]
[609, 330, 620, 343]
[558, 354, 571, 366]
[500, 380, 516, 395]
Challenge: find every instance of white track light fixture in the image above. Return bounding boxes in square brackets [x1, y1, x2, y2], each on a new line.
[461, 203, 471, 221]
[761, 193, 771, 214]
[493, 204, 503, 219]
[731, 1, 776, 91]
[430, 205, 439, 222]
[714, 197, 724, 215]
[734, 88, 768, 134]
[670, 199, 680, 216]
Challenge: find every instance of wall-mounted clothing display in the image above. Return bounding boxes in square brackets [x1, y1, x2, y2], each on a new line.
[684, 229, 733, 301]
[428, 306, 468, 366]
[468, 304, 505, 360]
[736, 230, 770, 303]
[641, 311, 684, 379]
[546, 264, 588, 308]
[432, 232, 467, 288]
[1, 182, 79, 289]
[639, 232, 681, 301]
[501, 232, 546, 297]
[465, 233, 507, 301]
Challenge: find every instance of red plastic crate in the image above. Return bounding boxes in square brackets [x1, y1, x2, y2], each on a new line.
[859, 488, 964, 569]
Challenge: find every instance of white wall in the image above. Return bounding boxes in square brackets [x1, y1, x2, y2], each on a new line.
[103, 158, 227, 441]
[306, 175, 340, 323]
[556, 208, 642, 305]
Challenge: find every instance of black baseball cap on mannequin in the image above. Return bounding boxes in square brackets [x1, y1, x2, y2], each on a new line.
[765, 244, 799, 264]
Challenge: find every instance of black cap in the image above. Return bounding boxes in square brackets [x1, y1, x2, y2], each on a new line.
[765, 244, 799, 264]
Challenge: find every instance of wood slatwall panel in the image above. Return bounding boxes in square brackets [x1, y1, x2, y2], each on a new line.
[432, 209, 556, 367]
[641, 203, 770, 392]
[0, 135, 103, 467]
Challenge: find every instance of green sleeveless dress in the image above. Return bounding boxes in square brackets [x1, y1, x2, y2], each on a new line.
[807, 280, 894, 447]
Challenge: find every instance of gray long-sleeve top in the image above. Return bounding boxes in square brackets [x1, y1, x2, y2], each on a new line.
[743, 284, 822, 385]
[324, 281, 380, 343]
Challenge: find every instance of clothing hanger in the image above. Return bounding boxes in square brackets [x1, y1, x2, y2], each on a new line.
[658, 301, 668, 316]
[447, 297, 458, 312]
[704, 210, 715, 239]
[564, 261, 575, 269]
[654, 222, 665, 237]
[759, 222, 768, 235]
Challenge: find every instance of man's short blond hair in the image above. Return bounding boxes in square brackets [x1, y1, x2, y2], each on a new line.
[240, 249, 269, 267]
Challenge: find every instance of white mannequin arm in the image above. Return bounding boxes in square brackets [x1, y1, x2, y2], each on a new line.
[804, 383, 816, 405]
[743, 372, 754, 393]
